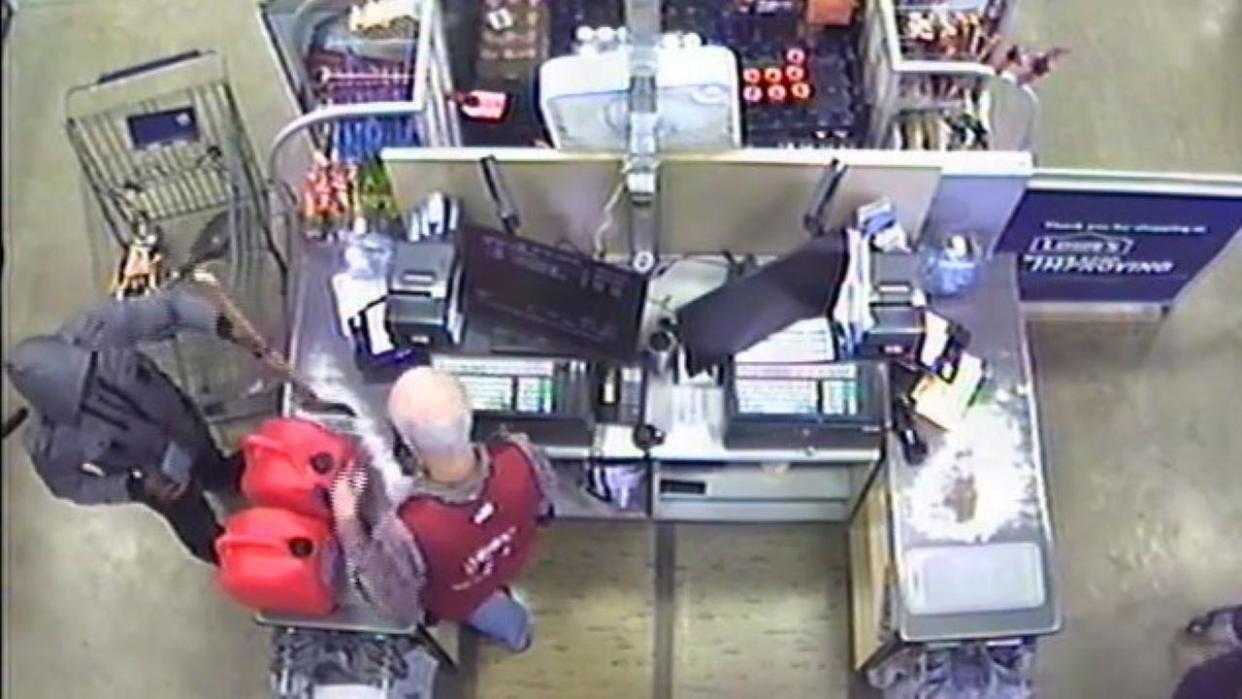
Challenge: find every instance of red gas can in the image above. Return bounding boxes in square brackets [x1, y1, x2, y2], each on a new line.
[217, 507, 338, 616]
[241, 418, 355, 519]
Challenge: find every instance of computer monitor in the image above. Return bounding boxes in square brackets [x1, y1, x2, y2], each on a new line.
[459, 226, 648, 362]
[676, 234, 848, 375]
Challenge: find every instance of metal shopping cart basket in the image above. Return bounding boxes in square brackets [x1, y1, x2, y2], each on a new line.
[65, 49, 291, 425]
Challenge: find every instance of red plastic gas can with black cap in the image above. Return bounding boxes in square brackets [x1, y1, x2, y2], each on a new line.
[216, 507, 338, 616]
[241, 418, 355, 519]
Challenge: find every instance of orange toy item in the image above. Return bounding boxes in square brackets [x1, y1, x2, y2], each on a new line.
[241, 418, 356, 519]
[217, 507, 338, 616]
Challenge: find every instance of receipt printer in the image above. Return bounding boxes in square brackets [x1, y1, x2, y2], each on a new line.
[385, 240, 462, 348]
[859, 251, 925, 360]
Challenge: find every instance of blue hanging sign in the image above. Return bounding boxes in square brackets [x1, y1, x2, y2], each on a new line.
[996, 185, 1242, 304]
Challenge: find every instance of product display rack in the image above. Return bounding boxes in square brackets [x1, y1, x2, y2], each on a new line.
[865, 0, 1036, 151]
[259, 0, 461, 159]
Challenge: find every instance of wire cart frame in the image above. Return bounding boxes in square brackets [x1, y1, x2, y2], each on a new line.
[65, 50, 290, 425]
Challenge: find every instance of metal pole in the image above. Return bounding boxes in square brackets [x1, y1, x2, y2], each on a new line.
[625, 0, 661, 274]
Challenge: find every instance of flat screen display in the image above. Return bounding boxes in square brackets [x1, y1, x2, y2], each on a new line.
[676, 234, 848, 375]
[460, 226, 647, 362]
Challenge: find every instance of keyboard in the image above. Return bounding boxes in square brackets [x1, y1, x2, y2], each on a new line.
[734, 373, 860, 417]
[735, 378, 820, 415]
[734, 362, 856, 379]
[433, 356, 562, 413]
[724, 359, 884, 450]
[430, 353, 596, 446]
[457, 374, 517, 412]
[431, 356, 556, 377]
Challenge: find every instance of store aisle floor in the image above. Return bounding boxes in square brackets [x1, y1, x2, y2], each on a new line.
[3, 0, 1241, 698]
[1015, 2, 1242, 698]
[1014, 0, 1242, 173]
[2, 2, 298, 697]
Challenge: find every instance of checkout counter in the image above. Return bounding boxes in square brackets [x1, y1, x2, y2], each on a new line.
[271, 144, 1061, 687]
[250, 2, 1067, 692]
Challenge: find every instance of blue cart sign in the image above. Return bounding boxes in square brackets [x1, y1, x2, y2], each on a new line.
[996, 184, 1242, 304]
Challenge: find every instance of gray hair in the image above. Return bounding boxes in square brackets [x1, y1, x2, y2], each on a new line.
[387, 367, 474, 466]
[394, 409, 473, 463]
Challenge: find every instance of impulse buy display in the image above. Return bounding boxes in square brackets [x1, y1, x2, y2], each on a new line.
[302, 152, 401, 239]
[888, 0, 1066, 151]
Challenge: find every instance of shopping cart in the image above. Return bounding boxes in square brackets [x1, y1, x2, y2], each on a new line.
[65, 50, 291, 424]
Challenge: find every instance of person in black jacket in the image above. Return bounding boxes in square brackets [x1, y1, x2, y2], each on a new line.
[5, 288, 261, 564]
[1174, 606, 1242, 699]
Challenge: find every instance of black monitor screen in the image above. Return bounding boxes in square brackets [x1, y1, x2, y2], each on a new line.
[460, 226, 648, 361]
[676, 234, 848, 375]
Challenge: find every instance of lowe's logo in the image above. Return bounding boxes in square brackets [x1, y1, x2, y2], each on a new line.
[1029, 233, 1135, 256]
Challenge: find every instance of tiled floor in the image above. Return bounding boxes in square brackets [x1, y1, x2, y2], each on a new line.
[473, 522, 657, 699]
[671, 524, 851, 699]
[3, 0, 1241, 697]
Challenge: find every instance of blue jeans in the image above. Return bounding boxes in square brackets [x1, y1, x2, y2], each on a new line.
[465, 590, 531, 652]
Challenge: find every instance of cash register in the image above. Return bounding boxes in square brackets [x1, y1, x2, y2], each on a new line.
[447, 224, 650, 447]
[723, 319, 886, 451]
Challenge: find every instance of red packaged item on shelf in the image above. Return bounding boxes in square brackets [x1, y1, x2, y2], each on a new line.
[217, 507, 338, 616]
[241, 418, 356, 519]
[791, 82, 815, 102]
[455, 90, 509, 122]
[767, 84, 789, 104]
[763, 66, 785, 85]
[785, 47, 808, 66]
[784, 64, 807, 84]
[742, 67, 763, 85]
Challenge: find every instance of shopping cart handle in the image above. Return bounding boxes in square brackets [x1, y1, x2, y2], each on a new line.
[97, 50, 204, 85]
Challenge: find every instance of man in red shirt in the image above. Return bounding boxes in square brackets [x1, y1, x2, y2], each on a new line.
[331, 367, 555, 651]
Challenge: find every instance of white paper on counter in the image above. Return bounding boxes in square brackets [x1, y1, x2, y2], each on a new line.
[331, 272, 387, 337]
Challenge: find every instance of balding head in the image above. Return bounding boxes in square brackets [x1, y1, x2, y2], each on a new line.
[387, 367, 474, 481]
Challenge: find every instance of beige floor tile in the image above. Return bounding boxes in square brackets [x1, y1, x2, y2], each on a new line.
[474, 522, 656, 699]
[672, 524, 851, 699]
